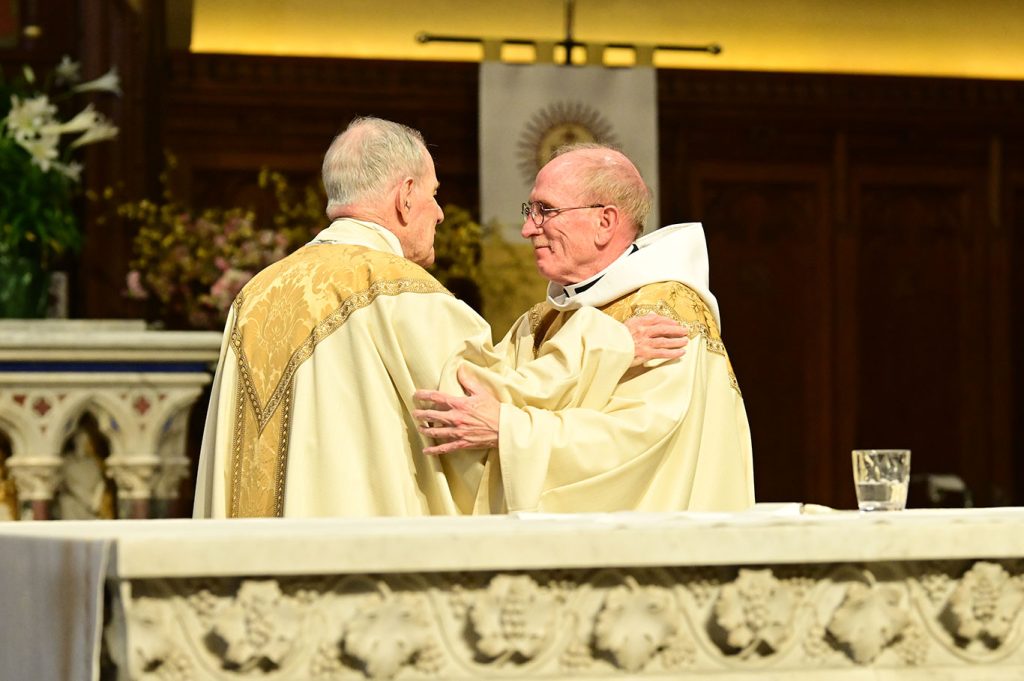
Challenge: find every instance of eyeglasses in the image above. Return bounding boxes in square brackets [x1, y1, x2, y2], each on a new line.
[521, 201, 605, 227]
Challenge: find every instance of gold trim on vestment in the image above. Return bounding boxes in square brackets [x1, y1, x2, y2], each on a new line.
[229, 322, 246, 517]
[614, 283, 742, 397]
[228, 265, 448, 517]
[629, 297, 741, 397]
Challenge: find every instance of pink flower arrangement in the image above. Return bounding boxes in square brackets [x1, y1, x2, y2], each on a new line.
[121, 169, 323, 329]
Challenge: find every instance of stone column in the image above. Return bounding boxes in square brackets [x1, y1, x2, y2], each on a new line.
[105, 457, 161, 519]
[5, 457, 62, 520]
[152, 459, 192, 518]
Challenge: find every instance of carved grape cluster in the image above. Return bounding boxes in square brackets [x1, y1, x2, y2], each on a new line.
[712, 568, 795, 658]
[894, 623, 929, 666]
[206, 580, 301, 672]
[186, 587, 221, 624]
[682, 566, 723, 608]
[309, 640, 345, 679]
[802, 623, 834, 661]
[947, 561, 1024, 649]
[660, 633, 697, 669]
[918, 570, 955, 607]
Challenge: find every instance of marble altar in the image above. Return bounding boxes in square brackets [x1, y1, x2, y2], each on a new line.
[2, 506, 1024, 680]
[0, 320, 222, 520]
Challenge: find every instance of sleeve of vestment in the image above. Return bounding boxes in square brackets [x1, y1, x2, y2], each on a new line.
[436, 306, 634, 411]
[494, 329, 754, 513]
[193, 305, 240, 518]
[366, 293, 635, 512]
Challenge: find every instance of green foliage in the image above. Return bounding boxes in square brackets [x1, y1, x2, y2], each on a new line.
[0, 136, 79, 265]
[431, 203, 483, 283]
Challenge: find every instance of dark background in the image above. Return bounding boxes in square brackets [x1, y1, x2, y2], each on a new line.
[3, 0, 1022, 511]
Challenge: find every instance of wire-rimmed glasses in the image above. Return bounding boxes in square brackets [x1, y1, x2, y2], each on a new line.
[521, 201, 605, 227]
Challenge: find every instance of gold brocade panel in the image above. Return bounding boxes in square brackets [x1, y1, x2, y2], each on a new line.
[531, 282, 741, 395]
[227, 244, 448, 516]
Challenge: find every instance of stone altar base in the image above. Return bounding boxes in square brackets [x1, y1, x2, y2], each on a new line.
[2, 507, 1024, 680]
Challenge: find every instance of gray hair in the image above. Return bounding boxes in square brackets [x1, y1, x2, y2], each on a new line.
[552, 143, 652, 236]
[322, 116, 428, 212]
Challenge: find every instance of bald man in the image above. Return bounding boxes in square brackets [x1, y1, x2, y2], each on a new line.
[416, 144, 755, 513]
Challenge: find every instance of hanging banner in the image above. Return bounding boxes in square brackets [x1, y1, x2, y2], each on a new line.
[480, 62, 659, 240]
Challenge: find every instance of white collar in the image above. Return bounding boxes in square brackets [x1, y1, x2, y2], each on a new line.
[557, 244, 638, 299]
[544, 222, 722, 328]
[310, 218, 404, 257]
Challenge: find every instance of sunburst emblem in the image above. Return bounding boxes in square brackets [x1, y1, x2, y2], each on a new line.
[517, 101, 619, 184]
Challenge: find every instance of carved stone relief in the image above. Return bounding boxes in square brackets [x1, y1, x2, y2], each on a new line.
[945, 561, 1024, 651]
[103, 559, 1024, 679]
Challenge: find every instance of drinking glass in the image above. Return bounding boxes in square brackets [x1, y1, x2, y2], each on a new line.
[852, 449, 911, 511]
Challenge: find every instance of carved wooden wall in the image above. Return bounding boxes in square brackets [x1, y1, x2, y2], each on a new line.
[657, 70, 1022, 508]
[5, 9, 1022, 510]
[96, 53, 1024, 509]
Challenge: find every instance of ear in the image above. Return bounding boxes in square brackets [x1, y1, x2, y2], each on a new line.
[396, 177, 415, 224]
[594, 205, 620, 247]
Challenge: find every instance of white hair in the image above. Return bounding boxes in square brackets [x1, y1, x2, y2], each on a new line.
[322, 117, 428, 213]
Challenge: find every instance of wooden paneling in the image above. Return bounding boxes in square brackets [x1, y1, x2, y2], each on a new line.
[1008, 174, 1024, 505]
[22, 24, 1017, 511]
[653, 70, 1023, 507]
[846, 169, 989, 504]
[691, 165, 834, 504]
[162, 53, 480, 212]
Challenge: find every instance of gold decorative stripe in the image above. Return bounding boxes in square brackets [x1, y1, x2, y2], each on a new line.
[229, 337, 246, 518]
[527, 302, 548, 335]
[628, 301, 741, 396]
[630, 302, 683, 325]
[729, 372, 742, 396]
[236, 278, 448, 433]
[706, 338, 727, 356]
[273, 383, 293, 516]
[229, 278, 449, 517]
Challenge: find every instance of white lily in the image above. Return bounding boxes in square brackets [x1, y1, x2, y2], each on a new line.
[69, 119, 119, 148]
[55, 55, 82, 84]
[17, 133, 60, 172]
[22, 65, 35, 84]
[5, 95, 57, 139]
[41, 104, 100, 135]
[72, 67, 121, 96]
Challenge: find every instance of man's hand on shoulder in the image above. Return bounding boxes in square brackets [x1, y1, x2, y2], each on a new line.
[625, 313, 689, 367]
[413, 365, 500, 455]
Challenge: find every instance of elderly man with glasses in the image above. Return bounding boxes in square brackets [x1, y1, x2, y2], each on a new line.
[415, 144, 755, 513]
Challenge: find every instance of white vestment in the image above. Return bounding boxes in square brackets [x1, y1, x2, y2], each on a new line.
[193, 218, 633, 517]
[470, 223, 755, 513]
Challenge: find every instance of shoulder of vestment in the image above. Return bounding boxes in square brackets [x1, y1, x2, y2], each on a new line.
[600, 281, 722, 342]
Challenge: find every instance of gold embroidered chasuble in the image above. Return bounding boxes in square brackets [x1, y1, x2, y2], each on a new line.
[194, 218, 636, 518]
[476, 280, 755, 514]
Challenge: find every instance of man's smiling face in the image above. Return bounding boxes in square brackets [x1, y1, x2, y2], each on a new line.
[521, 153, 605, 286]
